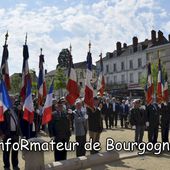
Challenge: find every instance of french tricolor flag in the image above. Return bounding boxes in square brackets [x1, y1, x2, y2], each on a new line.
[0, 79, 12, 122]
[20, 43, 31, 102]
[97, 53, 105, 97]
[23, 79, 34, 124]
[157, 59, 164, 104]
[38, 51, 47, 106]
[146, 62, 154, 105]
[163, 73, 169, 103]
[84, 51, 94, 109]
[1, 40, 10, 90]
[42, 80, 54, 125]
[66, 52, 79, 105]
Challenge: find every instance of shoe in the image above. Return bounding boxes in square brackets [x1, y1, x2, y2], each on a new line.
[13, 167, 20, 170]
[4, 168, 10, 170]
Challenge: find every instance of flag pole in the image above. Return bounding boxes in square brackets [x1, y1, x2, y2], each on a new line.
[25, 33, 27, 45]
[38, 48, 43, 134]
[5, 31, 8, 45]
[89, 41, 91, 53]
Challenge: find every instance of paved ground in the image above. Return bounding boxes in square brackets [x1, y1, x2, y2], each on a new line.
[0, 122, 170, 170]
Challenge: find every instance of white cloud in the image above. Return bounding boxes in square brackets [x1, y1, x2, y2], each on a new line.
[0, 0, 168, 75]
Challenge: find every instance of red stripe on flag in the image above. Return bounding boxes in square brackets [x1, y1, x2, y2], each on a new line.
[66, 79, 79, 105]
[0, 106, 4, 122]
[146, 85, 154, 105]
[42, 107, 52, 125]
[157, 82, 163, 104]
[84, 86, 94, 109]
[23, 108, 34, 124]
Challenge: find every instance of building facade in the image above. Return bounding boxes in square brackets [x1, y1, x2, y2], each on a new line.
[45, 61, 97, 97]
[96, 30, 170, 98]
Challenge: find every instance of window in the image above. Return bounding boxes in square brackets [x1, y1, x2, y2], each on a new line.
[114, 76, 117, 83]
[121, 74, 125, 83]
[106, 77, 110, 84]
[138, 58, 142, 68]
[130, 73, 134, 83]
[113, 63, 117, 72]
[106, 65, 109, 73]
[129, 60, 133, 69]
[138, 72, 142, 83]
[121, 62, 125, 71]
[80, 72, 84, 79]
[79, 82, 83, 87]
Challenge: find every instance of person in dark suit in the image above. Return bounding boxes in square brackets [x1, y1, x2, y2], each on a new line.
[130, 99, 147, 144]
[112, 97, 120, 128]
[102, 98, 112, 129]
[0, 108, 20, 170]
[120, 100, 129, 128]
[147, 102, 160, 144]
[87, 97, 103, 154]
[48, 99, 71, 161]
[160, 102, 170, 142]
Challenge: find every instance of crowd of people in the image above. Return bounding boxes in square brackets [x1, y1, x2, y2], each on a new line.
[0, 94, 170, 170]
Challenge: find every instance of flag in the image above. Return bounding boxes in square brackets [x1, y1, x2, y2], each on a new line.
[38, 52, 47, 105]
[42, 80, 54, 125]
[1, 42, 10, 90]
[163, 73, 169, 103]
[84, 51, 94, 109]
[23, 79, 34, 123]
[157, 59, 164, 104]
[65, 52, 79, 105]
[0, 79, 12, 122]
[97, 53, 105, 97]
[146, 63, 154, 105]
[20, 44, 31, 102]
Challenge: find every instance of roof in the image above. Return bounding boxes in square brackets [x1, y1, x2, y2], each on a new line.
[74, 61, 96, 69]
[97, 36, 169, 63]
[45, 61, 96, 77]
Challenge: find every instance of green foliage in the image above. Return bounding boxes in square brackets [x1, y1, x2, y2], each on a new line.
[54, 67, 67, 90]
[10, 73, 22, 94]
[139, 61, 167, 92]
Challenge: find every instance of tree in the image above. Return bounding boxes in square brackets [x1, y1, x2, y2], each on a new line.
[57, 49, 70, 68]
[10, 73, 22, 94]
[139, 61, 167, 92]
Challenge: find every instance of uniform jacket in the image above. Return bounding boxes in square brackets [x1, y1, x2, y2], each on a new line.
[48, 110, 71, 141]
[130, 107, 147, 126]
[87, 107, 102, 133]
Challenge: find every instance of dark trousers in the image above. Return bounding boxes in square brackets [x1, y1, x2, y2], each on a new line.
[54, 139, 68, 161]
[120, 114, 127, 127]
[148, 125, 159, 144]
[135, 125, 145, 143]
[113, 112, 118, 127]
[105, 115, 111, 128]
[161, 122, 169, 142]
[3, 134, 19, 169]
[76, 135, 86, 157]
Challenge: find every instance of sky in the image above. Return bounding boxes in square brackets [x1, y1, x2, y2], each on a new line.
[0, 0, 170, 75]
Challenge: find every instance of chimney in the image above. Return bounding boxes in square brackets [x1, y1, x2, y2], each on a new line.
[45, 69, 47, 75]
[123, 43, 127, 48]
[133, 36, 138, 52]
[158, 30, 164, 44]
[116, 41, 121, 56]
[151, 30, 156, 44]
